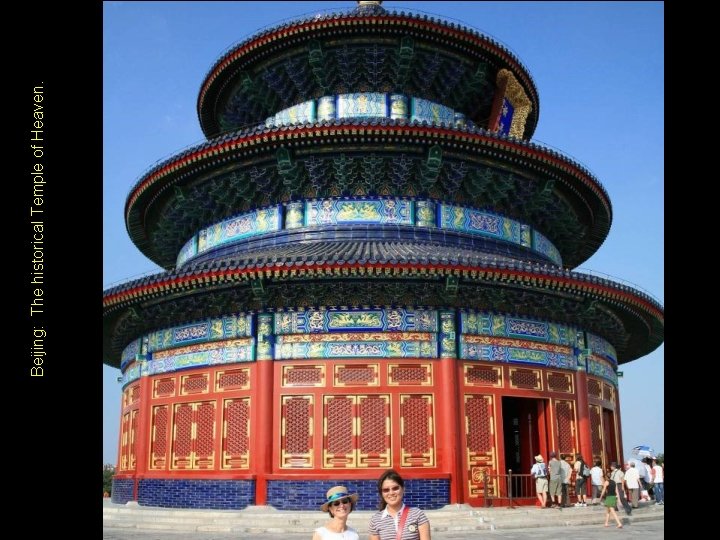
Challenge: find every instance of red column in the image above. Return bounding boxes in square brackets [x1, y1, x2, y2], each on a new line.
[253, 358, 273, 505]
[575, 368, 593, 496]
[438, 356, 461, 503]
[614, 388, 625, 465]
[132, 370, 152, 501]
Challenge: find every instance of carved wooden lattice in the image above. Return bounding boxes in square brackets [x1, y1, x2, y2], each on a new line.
[400, 394, 435, 467]
[324, 396, 355, 467]
[281, 396, 313, 468]
[130, 384, 141, 404]
[150, 405, 169, 470]
[359, 395, 391, 467]
[223, 398, 250, 469]
[182, 374, 209, 394]
[389, 365, 430, 385]
[465, 366, 500, 386]
[603, 384, 614, 403]
[171, 403, 194, 469]
[587, 378, 602, 398]
[336, 365, 377, 386]
[547, 372, 572, 393]
[284, 366, 323, 386]
[465, 394, 496, 498]
[217, 369, 249, 391]
[154, 378, 175, 398]
[589, 404, 603, 459]
[195, 402, 215, 468]
[555, 400, 576, 456]
[509, 368, 541, 390]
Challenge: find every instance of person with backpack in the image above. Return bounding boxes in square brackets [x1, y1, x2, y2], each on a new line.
[531, 454, 549, 508]
[573, 454, 590, 506]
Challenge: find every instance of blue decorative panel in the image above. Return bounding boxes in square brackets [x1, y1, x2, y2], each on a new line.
[274, 308, 438, 334]
[274, 100, 316, 127]
[587, 333, 617, 365]
[147, 315, 253, 353]
[439, 311, 456, 358]
[257, 313, 274, 360]
[317, 95, 336, 122]
[147, 338, 255, 375]
[520, 224, 532, 247]
[197, 206, 282, 254]
[138, 479, 255, 509]
[439, 204, 520, 243]
[587, 356, 618, 386]
[120, 338, 142, 369]
[497, 97, 514, 136]
[532, 230, 563, 266]
[176, 235, 198, 267]
[337, 92, 388, 118]
[461, 311, 577, 346]
[285, 201, 304, 229]
[120, 362, 141, 387]
[389, 93, 409, 120]
[459, 336, 575, 369]
[415, 200, 437, 228]
[267, 478, 449, 511]
[411, 97, 455, 126]
[275, 332, 438, 359]
[305, 198, 413, 226]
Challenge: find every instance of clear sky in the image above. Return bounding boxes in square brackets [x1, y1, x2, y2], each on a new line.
[103, 1, 664, 465]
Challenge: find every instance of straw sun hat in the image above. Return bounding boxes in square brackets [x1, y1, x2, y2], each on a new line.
[320, 485, 359, 512]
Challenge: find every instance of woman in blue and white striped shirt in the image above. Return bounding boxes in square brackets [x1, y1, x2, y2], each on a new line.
[368, 469, 430, 540]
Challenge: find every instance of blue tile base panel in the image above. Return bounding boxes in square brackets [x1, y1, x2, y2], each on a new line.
[268, 479, 449, 511]
[111, 478, 134, 504]
[137, 479, 255, 509]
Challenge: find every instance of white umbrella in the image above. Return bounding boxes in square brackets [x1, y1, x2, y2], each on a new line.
[631, 445, 656, 459]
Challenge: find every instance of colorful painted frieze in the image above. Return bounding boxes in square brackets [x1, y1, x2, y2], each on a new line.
[257, 313, 274, 360]
[275, 332, 438, 360]
[587, 356, 618, 386]
[411, 97, 455, 126]
[120, 362, 142, 387]
[176, 235, 198, 267]
[337, 92, 388, 118]
[414, 200, 437, 228]
[439, 311, 456, 359]
[439, 204, 520, 243]
[460, 335, 575, 369]
[497, 97, 514, 136]
[147, 315, 253, 353]
[461, 311, 575, 346]
[197, 206, 282, 254]
[121, 338, 143, 370]
[274, 100, 316, 126]
[532, 230, 563, 266]
[147, 338, 255, 375]
[285, 201, 304, 229]
[587, 333, 617, 365]
[304, 199, 413, 226]
[274, 308, 438, 334]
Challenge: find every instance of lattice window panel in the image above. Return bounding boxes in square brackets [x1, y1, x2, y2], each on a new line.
[587, 378, 602, 398]
[359, 394, 391, 467]
[547, 372, 573, 393]
[389, 364, 432, 386]
[323, 396, 356, 467]
[153, 378, 175, 398]
[464, 365, 502, 387]
[222, 398, 250, 469]
[131, 384, 141, 404]
[508, 368, 541, 390]
[150, 405, 169, 470]
[400, 394, 435, 467]
[603, 383, 614, 403]
[171, 401, 216, 469]
[589, 404, 603, 459]
[281, 395, 314, 468]
[216, 369, 250, 391]
[282, 365, 325, 387]
[119, 409, 138, 471]
[464, 394, 496, 498]
[334, 364, 379, 386]
[180, 373, 209, 395]
[554, 400, 576, 457]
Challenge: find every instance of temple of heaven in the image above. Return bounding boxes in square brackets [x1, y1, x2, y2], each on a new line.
[103, 1, 664, 510]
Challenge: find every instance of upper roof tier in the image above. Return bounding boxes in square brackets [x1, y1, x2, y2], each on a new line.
[197, 2, 540, 140]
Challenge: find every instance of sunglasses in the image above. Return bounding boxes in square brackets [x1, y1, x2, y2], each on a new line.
[382, 485, 402, 493]
[331, 497, 351, 506]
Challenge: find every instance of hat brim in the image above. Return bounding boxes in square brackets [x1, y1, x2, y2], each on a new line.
[320, 493, 358, 512]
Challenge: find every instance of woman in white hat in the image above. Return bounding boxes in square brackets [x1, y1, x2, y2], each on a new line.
[313, 485, 360, 540]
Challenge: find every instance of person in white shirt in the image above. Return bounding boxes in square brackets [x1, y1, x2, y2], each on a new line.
[651, 458, 664, 505]
[589, 460, 604, 504]
[623, 462, 641, 508]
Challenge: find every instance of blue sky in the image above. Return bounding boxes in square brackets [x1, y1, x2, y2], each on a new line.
[103, 1, 664, 465]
